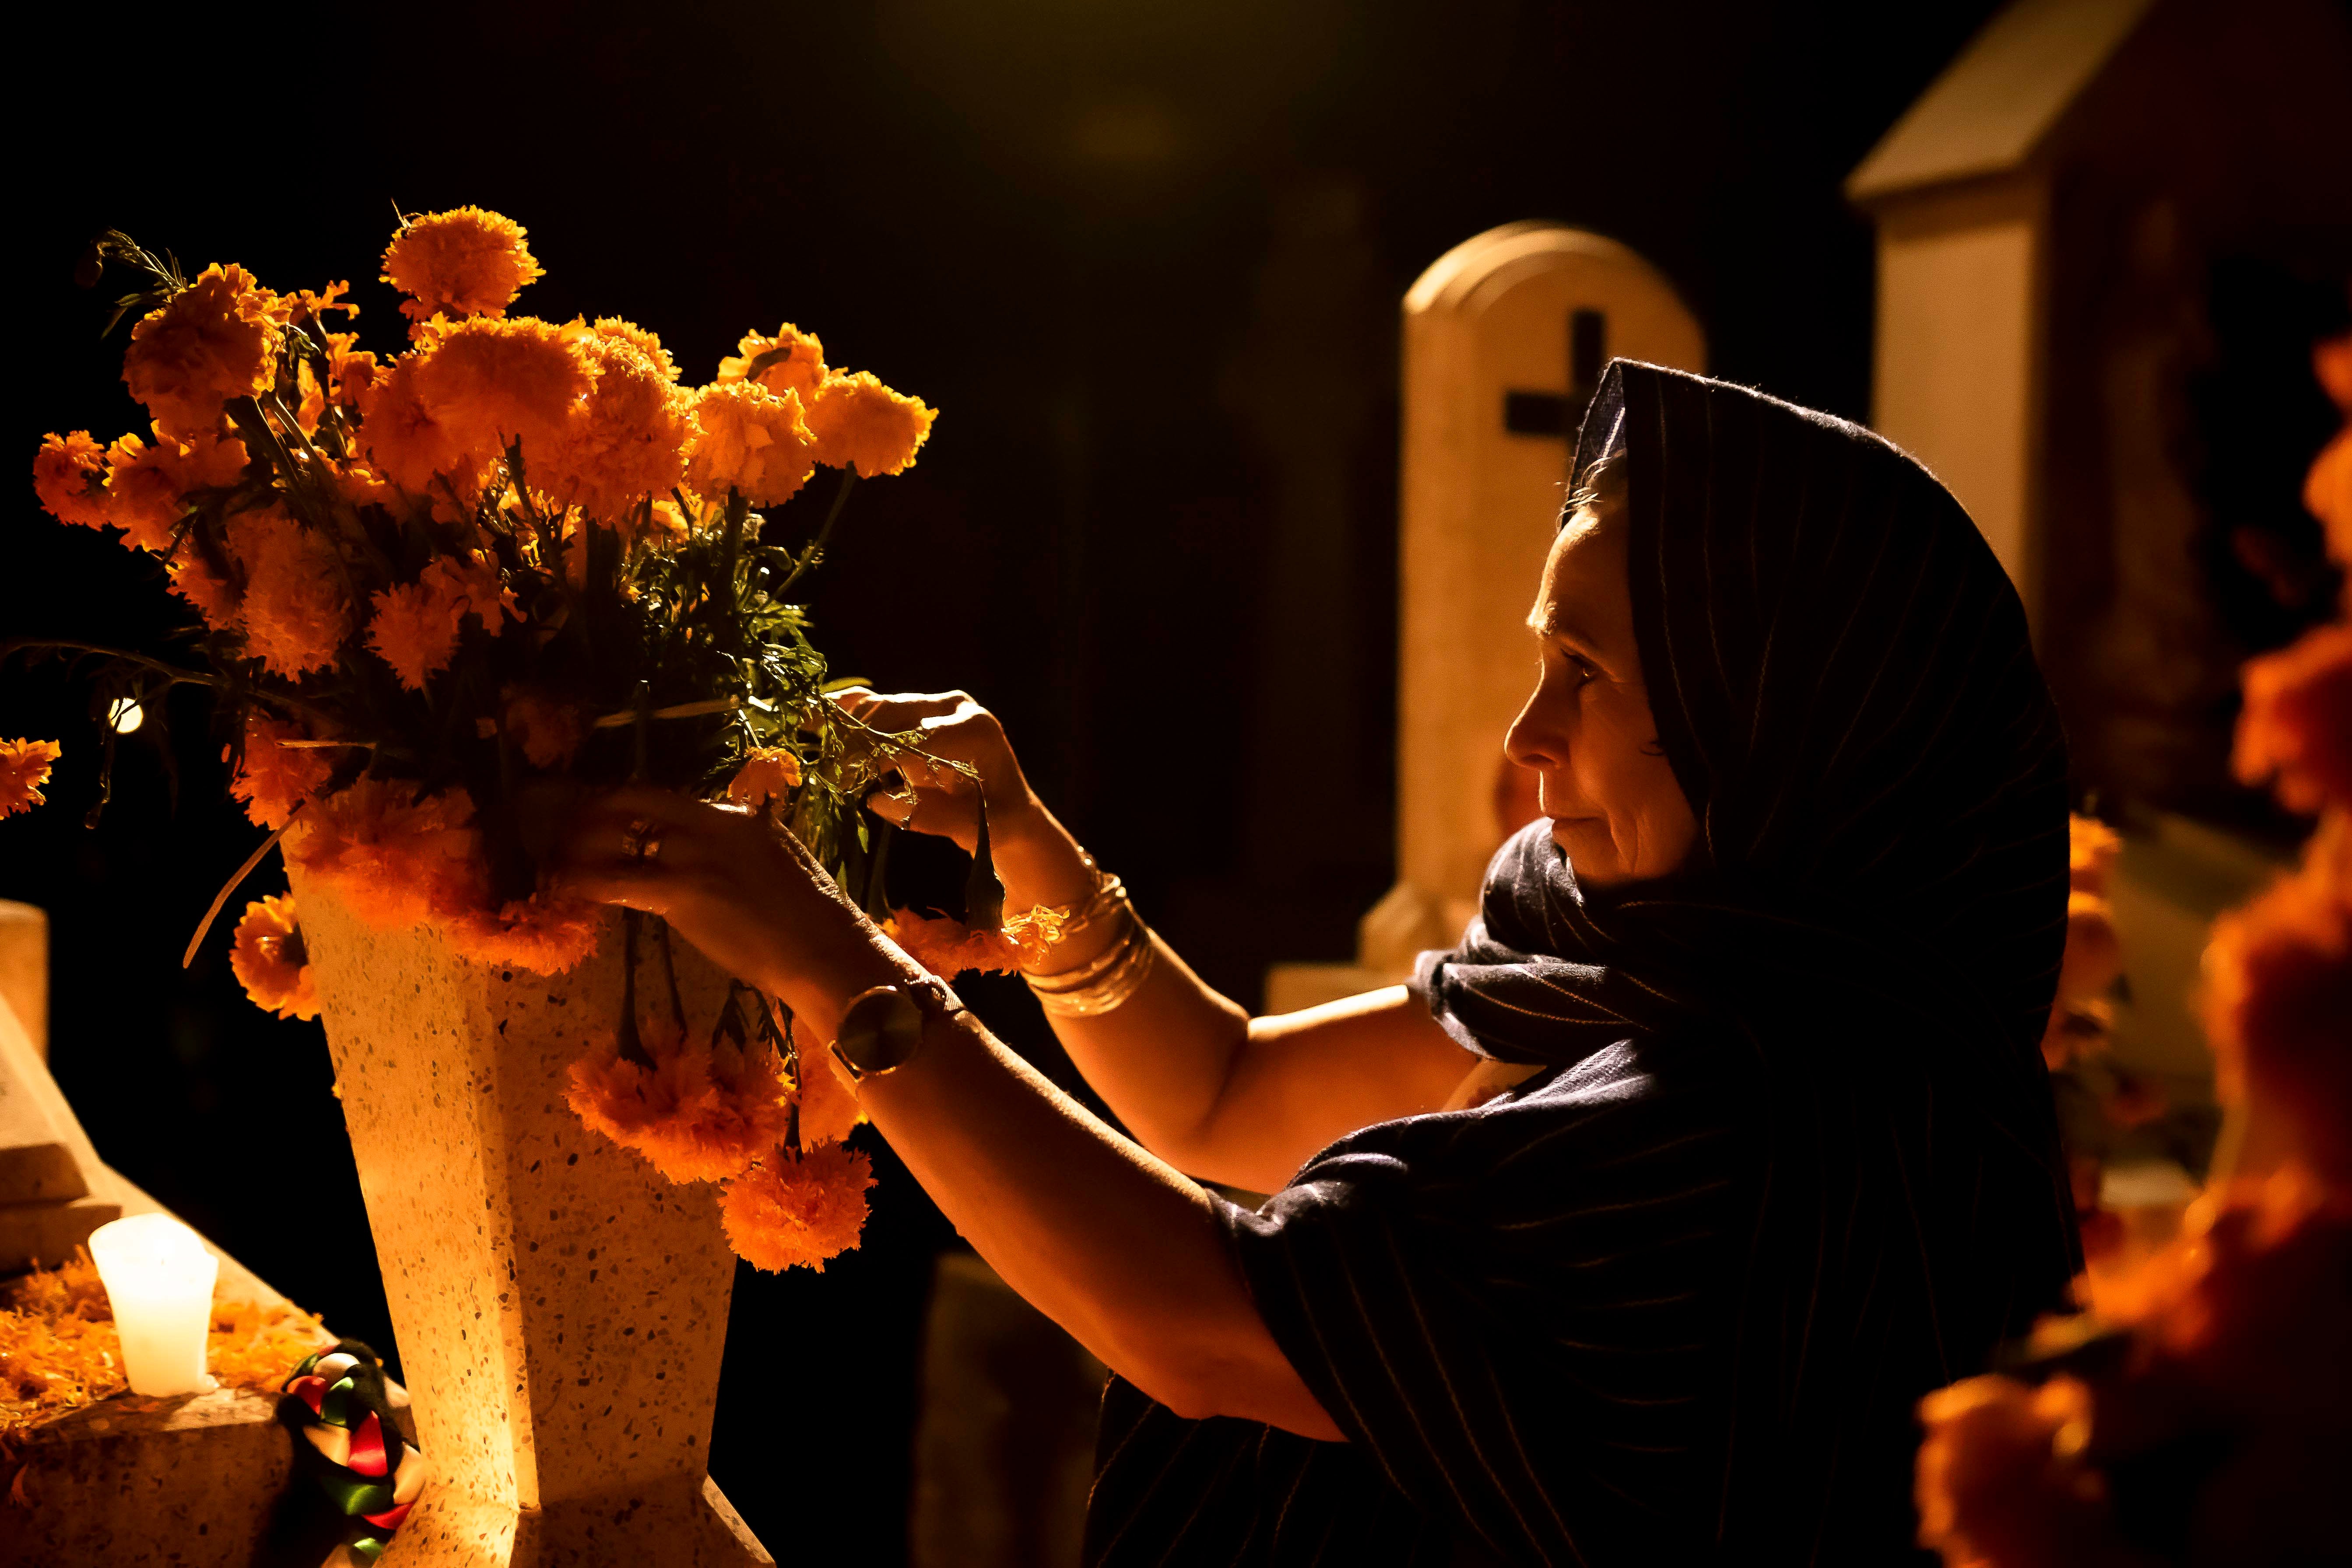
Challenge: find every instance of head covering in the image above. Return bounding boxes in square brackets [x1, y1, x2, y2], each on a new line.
[1418, 360, 2078, 1556]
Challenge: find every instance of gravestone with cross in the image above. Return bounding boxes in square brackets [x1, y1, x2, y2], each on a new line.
[1265, 223, 1706, 1012]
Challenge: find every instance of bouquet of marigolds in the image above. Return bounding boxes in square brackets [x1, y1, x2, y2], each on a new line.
[15, 207, 943, 1270]
[1911, 330, 2352, 1567]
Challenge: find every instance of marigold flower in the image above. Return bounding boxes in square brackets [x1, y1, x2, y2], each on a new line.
[167, 553, 242, 628]
[1914, 1374, 2116, 1568]
[500, 686, 586, 769]
[2306, 428, 2351, 572]
[542, 331, 690, 524]
[884, 905, 1067, 977]
[717, 323, 827, 400]
[365, 553, 513, 691]
[225, 505, 353, 678]
[229, 715, 338, 831]
[230, 894, 319, 1021]
[565, 1030, 793, 1183]
[2233, 622, 2352, 815]
[104, 428, 249, 553]
[32, 431, 109, 527]
[718, 1144, 874, 1273]
[410, 315, 593, 478]
[0, 739, 64, 817]
[683, 381, 818, 507]
[2201, 852, 2352, 1185]
[805, 372, 935, 478]
[447, 893, 602, 975]
[793, 1045, 864, 1149]
[380, 207, 544, 326]
[285, 779, 485, 932]
[122, 263, 287, 438]
[2315, 333, 2352, 416]
[593, 318, 680, 382]
[2069, 814, 2120, 895]
[725, 747, 804, 812]
[356, 354, 467, 497]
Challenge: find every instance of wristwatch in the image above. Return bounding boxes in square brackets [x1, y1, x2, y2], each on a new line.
[828, 976, 963, 1083]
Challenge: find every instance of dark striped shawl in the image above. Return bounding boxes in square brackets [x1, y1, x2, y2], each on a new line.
[1084, 362, 2079, 1566]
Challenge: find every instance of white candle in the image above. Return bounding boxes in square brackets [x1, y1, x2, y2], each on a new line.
[88, 1214, 220, 1396]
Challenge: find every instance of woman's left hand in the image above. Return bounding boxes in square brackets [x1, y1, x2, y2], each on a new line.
[555, 785, 895, 1012]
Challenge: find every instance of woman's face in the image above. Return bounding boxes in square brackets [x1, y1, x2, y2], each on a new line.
[1504, 497, 1699, 887]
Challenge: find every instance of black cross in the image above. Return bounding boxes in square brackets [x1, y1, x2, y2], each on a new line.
[1502, 308, 1607, 441]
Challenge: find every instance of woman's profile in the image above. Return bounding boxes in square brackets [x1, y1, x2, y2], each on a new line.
[560, 360, 2080, 1564]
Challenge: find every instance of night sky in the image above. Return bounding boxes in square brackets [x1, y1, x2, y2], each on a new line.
[5, 1, 2011, 1557]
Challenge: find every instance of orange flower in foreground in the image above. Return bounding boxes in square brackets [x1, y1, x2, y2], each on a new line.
[380, 207, 544, 325]
[2305, 428, 2351, 573]
[32, 431, 109, 527]
[0, 739, 64, 817]
[718, 1143, 874, 1273]
[2233, 622, 2352, 815]
[410, 315, 593, 477]
[684, 381, 818, 507]
[543, 331, 690, 523]
[884, 905, 1067, 977]
[2201, 849, 2352, 1185]
[566, 1031, 793, 1183]
[358, 354, 468, 497]
[500, 686, 586, 769]
[103, 428, 250, 553]
[593, 318, 680, 382]
[725, 747, 803, 812]
[285, 779, 484, 932]
[167, 553, 242, 629]
[717, 323, 827, 400]
[122, 263, 287, 438]
[805, 372, 935, 478]
[2315, 333, 2352, 416]
[230, 894, 319, 1021]
[448, 893, 602, 974]
[226, 506, 353, 678]
[229, 715, 338, 831]
[1914, 1374, 2121, 1568]
[2069, 814, 2120, 895]
[365, 554, 513, 691]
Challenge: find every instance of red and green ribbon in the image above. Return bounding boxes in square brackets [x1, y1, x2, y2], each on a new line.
[278, 1340, 427, 1562]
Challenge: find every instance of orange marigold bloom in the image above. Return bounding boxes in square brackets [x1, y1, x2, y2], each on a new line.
[230, 894, 319, 1021]
[884, 905, 1067, 977]
[225, 505, 353, 678]
[104, 428, 249, 553]
[285, 779, 485, 932]
[167, 553, 241, 629]
[122, 263, 287, 438]
[411, 315, 593, 477]
[1914, 1374, 2116, 1568]
[501, 686, 586, 769]
[718, 1144, 874, 1273]
[2201, 849, 2352, 1185]
[365, 553, 513, 691]
[566, 1030, 793, 1184]
[0, 739, 64, 817]
[542, 331, 690, 524]
[2306, 428, 2351, 571]
[805, 372, 936, 478]
[2316, 332, 2352, 417]
[356, 354, 467, 497]
[2069, 814, 2120, 895]
[683, 381, 818, 507]
[2233, 622, 2352, 815]
[593, 318, 680, 382]
[447, 893, 602, 975]
[716, 323, 827, 400]
[380, 207, 544, 326]
[725, 747, 804, 812]
[32, 431, 110, 527]
[228, 715, 338, 831]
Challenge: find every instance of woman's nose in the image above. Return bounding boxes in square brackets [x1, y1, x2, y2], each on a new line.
[1505, 679, 1571, 772]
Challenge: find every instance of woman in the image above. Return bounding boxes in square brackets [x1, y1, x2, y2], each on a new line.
[561, 362, 2080, 1565]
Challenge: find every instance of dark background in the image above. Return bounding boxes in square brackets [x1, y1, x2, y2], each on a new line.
[3, 0, 2015, 1556]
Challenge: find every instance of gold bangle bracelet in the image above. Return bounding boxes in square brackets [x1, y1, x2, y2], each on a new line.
[1023, 902, 1138, 989]
[1029, 921, 1155, 1017]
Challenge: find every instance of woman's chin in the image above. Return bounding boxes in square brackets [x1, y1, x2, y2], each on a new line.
[1548, 817, 1621, 880]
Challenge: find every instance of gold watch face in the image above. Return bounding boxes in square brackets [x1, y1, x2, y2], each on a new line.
[835, 985, 926, 1077]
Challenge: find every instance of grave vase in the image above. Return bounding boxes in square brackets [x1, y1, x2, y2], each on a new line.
[288, 868, 771, 1567]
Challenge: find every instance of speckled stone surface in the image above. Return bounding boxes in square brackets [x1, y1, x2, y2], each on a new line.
[291, 872, 770, 1566]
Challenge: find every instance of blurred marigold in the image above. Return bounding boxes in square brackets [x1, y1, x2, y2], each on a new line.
[2232, 622, 2352, 815]
[365, 553, 513, 691]
[2059, 890, 2124, 1005]
[718, 1143, 874, 1273]
[544, 331, 690, 523]
[684, 381, 818, 506]
[227, 505, 353, 678]
[565, 1029, 793, 1184]
[2070, 814, 2121, 894]
[122, 263, 287, 438]
[229, 715, 338, 831]
[380, 207, 544, 325]
[447, 893, 601, 974]
[32, 431, 110, 528]
[1914, 1374, 2124, 1568]
[885, 905, 1068, 977]
[231, 894, 319, 1021]
[725, 747, 803, 812]
[501, 686, 585, 769]
[0, 739, 63, 817]
[286, 779, 485, 933]
[805, 371, 935, 478]
[717, 323, 827, 400]
[167, 553, 242, 629]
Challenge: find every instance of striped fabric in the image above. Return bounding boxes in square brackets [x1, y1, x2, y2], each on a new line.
[1084, 363, 2079, 1566]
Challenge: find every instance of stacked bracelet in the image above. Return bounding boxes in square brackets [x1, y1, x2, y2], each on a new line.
[1022, 866, 1154, 1017]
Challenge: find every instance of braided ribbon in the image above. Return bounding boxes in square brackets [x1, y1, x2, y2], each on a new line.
[278, 1340, 428, 1562]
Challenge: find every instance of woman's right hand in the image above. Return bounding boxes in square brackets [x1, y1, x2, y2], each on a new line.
[832, 688, 1039, 856]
